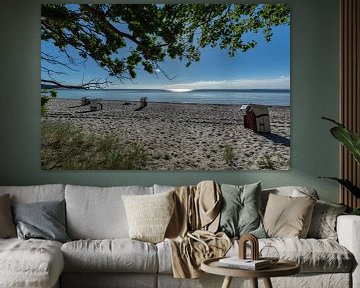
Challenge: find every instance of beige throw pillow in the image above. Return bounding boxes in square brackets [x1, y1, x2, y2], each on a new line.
[122, 191, 175, 243]
[263, 193, 316, 238]
[0, 194, 17, 238]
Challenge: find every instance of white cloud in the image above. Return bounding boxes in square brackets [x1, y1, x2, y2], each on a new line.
[110, 76, 290, 90]
[164, 77, 290, 90]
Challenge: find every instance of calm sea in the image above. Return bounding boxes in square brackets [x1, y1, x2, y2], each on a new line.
[53, 89, 290, 106]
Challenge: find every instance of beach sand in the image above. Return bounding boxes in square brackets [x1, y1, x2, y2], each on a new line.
[43, 99, 290, 170]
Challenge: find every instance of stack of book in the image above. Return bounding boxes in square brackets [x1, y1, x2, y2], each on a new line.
[218, 257, 271, 270]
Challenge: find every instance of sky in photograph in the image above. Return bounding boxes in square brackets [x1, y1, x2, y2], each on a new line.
[41, 9, 290, 90]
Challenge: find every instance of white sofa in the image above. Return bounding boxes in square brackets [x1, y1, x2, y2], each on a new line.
[0, 184, 359, 288]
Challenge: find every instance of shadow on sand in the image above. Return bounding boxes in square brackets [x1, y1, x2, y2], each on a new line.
[75, 110, 97, 114]
[134, 106, 146, 111]
[68, 105, 84, 108]
[259, 132, 290, 147]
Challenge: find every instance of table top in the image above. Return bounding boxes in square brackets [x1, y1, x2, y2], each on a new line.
[201, 257, 300, 278]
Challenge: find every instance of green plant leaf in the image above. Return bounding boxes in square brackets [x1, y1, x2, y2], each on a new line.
[322, 117, 360, 165]
[319, 177, 360, 198]
[330, 127, 360, 165]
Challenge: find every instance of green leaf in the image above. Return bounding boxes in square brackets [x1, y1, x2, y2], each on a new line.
[322, 117, 360, 165]
[319, 177, 360, 199]
[330, 127, 360, 165]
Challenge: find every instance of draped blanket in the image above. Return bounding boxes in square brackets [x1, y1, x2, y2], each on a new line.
[165, 181, 231, 278]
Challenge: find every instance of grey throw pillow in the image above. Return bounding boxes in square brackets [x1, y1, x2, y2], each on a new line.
[12, 200, 70, 243]
[0, 194, 17, 238]
[307, 200, 347, 240]
[218, 182, 266, 238]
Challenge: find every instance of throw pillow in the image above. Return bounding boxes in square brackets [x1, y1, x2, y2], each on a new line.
[218, 182, 266, 238]
[0, 194, 17, 238]
[307, 200, 347, 240]
[122, 191, 175, 243]
[263, 193, 316, 238]
[12, 200, 70, 243]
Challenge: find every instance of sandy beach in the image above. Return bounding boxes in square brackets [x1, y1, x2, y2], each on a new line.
[43, 99, 290, 170]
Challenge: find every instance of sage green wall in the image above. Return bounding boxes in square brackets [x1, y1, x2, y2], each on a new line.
[0, 0, 340, 202]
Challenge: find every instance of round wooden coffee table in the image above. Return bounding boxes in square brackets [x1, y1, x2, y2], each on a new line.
[201, 257, 300, 288]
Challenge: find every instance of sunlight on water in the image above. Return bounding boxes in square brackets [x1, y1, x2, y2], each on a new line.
[53, 89, 290, 106]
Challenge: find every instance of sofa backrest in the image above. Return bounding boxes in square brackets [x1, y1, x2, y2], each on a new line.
[65, 184, 154, 240]
[0, 184, 65, 204]
[261, 186, 319, 212]
[153, 184, 176, 194]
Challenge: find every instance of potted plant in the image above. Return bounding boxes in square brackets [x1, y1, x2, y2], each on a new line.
[320, 117, 360, 215]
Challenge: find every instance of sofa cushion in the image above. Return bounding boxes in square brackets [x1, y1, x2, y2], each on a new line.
[307, 200, 347, 240]
[65, 185, 153, 239]
[0, 238, 64, 288]
[263, 194, 316, 238]
[0, 194, 16, 238]
[61, 239, 158, 273]
[230, 238, 353, 273]
[122, 191, 175, 243]
[153, 184, 176, 194]
[0, 184, 65, 204]
[261, 186, 319, 213]
[218, 182, 266, 238]
[61, 273, 157, 288]
[158, 237, 353, 274]
[12, 200, 70, 243]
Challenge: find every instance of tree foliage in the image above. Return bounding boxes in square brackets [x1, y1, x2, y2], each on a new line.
[41, 4, 290, 86]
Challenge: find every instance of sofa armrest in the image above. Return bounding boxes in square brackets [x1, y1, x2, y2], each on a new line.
[337, 215, 360, 288]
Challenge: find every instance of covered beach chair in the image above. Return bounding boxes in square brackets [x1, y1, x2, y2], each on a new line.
[242, 104, 271, 133]
[90, 98, 103, 111]
[81, 97, 90, 106]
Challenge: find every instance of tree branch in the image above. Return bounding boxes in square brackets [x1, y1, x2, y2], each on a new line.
[41, 78, 112, 89]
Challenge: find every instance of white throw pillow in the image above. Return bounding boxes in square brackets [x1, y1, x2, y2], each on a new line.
[122, 191, 175, 243]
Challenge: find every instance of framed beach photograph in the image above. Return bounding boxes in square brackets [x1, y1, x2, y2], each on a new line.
[41, 4, 290, 170]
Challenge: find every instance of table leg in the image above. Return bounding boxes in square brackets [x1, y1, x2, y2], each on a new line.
[251, 278, 258, 288]
[221, 276, 233, 288]
[263, 277, 273, 288]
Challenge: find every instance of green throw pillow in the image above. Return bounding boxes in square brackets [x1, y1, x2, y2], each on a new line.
[307, 200, 347, 240]
[218, 182, 266, 238]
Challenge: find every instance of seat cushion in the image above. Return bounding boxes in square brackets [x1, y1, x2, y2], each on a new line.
[61, 239, 158, 273]
[65, 185, 153, 239]
[157, 238, 354, 274]
[229, 238, 354, 273]
[61, 273, 157, 288]
[0, 238, 64, 288]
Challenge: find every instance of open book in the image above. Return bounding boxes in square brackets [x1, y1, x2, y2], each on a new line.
[218, 257, 271, 270]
